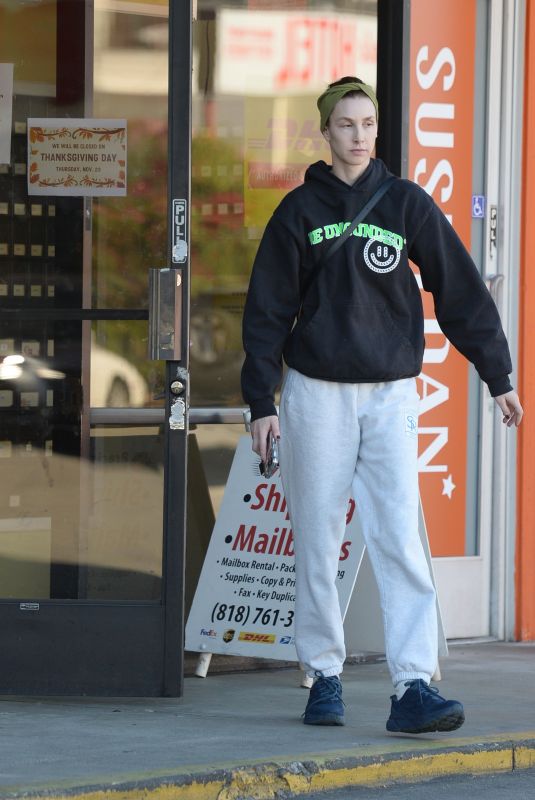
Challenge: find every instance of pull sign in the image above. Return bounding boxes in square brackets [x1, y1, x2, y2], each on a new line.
[20, 602, 39, 611]
[172, 199, 188, 263]
[490, 205, 497, 254]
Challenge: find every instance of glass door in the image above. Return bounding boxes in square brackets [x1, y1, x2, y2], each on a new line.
[0, 0, 189, 695]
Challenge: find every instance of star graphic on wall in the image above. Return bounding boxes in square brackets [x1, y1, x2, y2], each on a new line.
[442, 474, 456, 499]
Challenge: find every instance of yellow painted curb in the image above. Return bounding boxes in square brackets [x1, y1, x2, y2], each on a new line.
[307, 748, 514, 792]
[13, 739, 535, 800]
[515, 745, 535, 770]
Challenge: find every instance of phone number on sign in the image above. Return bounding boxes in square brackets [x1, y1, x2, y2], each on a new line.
[211, 603, 294, 628]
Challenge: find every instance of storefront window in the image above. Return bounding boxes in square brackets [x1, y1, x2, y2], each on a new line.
[0, 0, 166, 601]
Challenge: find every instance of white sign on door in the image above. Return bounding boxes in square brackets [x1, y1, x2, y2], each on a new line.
[27, 118, 127, 196]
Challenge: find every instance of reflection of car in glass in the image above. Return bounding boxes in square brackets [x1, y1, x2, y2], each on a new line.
[0, 347, 148, 409]
[0, 354, 66, 401]
[91, 343, 148, 408]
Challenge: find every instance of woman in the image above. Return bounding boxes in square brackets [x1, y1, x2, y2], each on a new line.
[241, 76, 523, 733]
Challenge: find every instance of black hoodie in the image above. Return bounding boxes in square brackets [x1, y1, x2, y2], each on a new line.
[241, 158, 512, 421]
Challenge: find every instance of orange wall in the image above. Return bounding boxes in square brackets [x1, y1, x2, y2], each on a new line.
[517, 0, 535, 640]
[408, 0, 476, 556]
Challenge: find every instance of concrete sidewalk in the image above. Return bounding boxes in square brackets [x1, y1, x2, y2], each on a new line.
[0, 642, 534, 799]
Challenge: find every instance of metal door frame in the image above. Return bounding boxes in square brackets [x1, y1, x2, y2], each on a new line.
[161, 0, 192, 697]
[490, 0, 524, 641]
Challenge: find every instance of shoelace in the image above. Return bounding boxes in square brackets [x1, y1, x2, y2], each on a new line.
[405, 680, 444, 703]
[305, 676, 345, 711]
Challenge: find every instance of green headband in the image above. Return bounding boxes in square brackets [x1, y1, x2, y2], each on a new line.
[317, 81, 379, 130]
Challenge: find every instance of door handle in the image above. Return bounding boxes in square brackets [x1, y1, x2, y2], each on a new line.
[148, 268, 183, 360]
[486, 273, 505, 305]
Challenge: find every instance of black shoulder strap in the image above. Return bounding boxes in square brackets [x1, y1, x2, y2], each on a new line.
[324, 175, 396, 261]
[300, 175, 396, 305]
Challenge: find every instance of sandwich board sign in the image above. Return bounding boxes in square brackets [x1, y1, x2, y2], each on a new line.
[186, 436, 447, 663]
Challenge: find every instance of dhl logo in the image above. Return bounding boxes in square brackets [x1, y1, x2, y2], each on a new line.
[238, 632, 276, 644]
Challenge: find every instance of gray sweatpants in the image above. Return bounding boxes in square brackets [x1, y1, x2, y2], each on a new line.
[278, 369, 438, 686]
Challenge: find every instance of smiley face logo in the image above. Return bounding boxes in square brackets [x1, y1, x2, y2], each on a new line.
[363, 239, 401, 274]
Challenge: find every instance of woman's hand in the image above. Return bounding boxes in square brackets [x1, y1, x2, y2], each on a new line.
[494, 390, 524, 427]
[250, 415, 280, 464]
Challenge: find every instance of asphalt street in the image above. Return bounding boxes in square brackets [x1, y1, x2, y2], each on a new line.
[303, 768, 535, 800]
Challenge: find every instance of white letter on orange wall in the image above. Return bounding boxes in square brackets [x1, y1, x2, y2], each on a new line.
[416, 45, 455, 91]
[418, 427, 448, 473]
[415, 103, 455, 148]
[414, 158, 454, 202]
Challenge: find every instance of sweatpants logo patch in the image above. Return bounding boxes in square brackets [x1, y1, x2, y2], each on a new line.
[404, 412, 418, 437]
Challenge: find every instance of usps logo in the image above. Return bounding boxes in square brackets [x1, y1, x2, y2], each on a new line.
[279, 635, 295, 645]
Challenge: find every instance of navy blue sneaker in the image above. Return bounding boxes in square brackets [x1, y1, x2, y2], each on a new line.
[303, 674, 345, 726]
[386, 679, 465, 734]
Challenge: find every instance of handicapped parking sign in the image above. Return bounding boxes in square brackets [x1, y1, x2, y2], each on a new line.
[472, 195, 486, 218]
